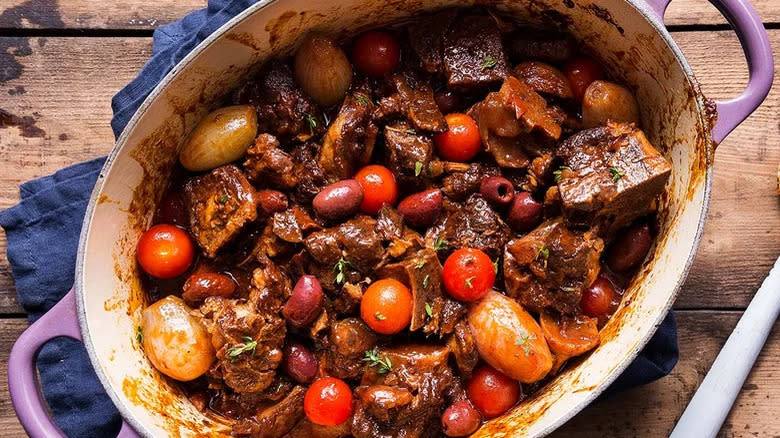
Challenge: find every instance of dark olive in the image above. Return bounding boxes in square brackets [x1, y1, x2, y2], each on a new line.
[434, 90, 461, 114]
[397, 189, 443, 228]
[182, 272, 236, 303]
[606, 223, 652, 272]
[479, 176, 515, 206]
[506, 192, 543, 232]
[312, 179, 364, 221]
[441, 400, 482, 437]
[281, 341, 318, 384]
[257, 189, 289, 216]
[282, 275, 324, 328]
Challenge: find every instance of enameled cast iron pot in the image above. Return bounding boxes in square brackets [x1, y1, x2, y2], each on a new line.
[8, 0, 773, 436]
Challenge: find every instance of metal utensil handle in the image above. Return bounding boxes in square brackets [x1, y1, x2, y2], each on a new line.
[8, 289, 141, 438]
[669, 256, 780, 438]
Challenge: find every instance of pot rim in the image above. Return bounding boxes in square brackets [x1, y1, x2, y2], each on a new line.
[74, 1, 714, 436]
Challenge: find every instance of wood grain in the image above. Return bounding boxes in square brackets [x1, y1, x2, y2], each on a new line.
[1, 30, 778, 313]
[0, 0, 777, 30]
[0, 312, 775, 437]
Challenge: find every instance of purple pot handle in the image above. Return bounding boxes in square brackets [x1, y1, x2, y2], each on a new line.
[645, 0, 774, 144]
[8, 289, 141, 438]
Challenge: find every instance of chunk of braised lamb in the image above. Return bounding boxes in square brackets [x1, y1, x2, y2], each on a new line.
[438, 297, 466, 335]
[323, 317, 378, 380]
[318, 88, 378, 180]
[243, 133, 298, 190]
[513, 61, 573, 100]
[408, 9, 459, 74]
[446, 320, 478, 378]
[426, 194, 511, 260]
[503, 219, 604, 315]
[377, 249, 443, 333]
[183, 165, 257, 258]
[376, 206, 424, 260]
[391, 74, 447, 132]
[289, 142, 328, 204]
[233, 385, 306, 438]
[288, 418, 352, 438]
[304, 216, 385, 273]
[504, 30, 576, 64]
[384, 122, 434, 188]
[233, 61, 325, 142]
[440, 163, 499, 201]
[353, 344, 453, 438]
[442, 15, 509, 92]
[555, 122, 672, 233]
[271, 205, 321, 244]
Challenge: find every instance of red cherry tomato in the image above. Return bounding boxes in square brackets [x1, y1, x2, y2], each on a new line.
[562, 56, 605, 101]
[442, 248, 495, 302]
[580, 276, 617, 318]
[466, 365, 520, 418]
[434, 113, 482, 162]
[136, 224, 194, 279]
[360, 278, 413, 334]
[304, 377, 354, 426]
[355, 165, 398, 215]
[352, 31, 400, 77]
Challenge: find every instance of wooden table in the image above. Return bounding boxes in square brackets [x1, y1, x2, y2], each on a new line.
[0, 1, 778, 436]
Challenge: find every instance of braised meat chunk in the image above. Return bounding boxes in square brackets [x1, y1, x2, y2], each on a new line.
[427, 194, 511, 259]
[324, 318, 378, 380]
[318, 88, 378, 180]
[244, 133, 298, 189]
[391, 74, 448, 132]
[384, 122, 434, 187]
[183, 165, 257, 257]
[233, 386, 306, 438]
[504, 30, 576, 64]
[408, 9, 458, 74]
[503, 219, 604, 314]
[443, 15, 509, 92]
[556, 122, 672, 233]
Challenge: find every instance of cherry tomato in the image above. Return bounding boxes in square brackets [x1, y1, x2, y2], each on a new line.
[352, 31, 400, 77]
[434, 113, 482, 162]
[562, 56, 605, 101]
[360, 278, 413, 334]
[442, 248, 495, 302]
[466, 365, 520, 418]
[355, 165, 398, 215]
[304, 377, 354, 426]
[137, 224, 194, 279]
[580, 276, 617, 318]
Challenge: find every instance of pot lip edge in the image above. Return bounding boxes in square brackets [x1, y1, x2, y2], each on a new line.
[73, 0, 717, 436]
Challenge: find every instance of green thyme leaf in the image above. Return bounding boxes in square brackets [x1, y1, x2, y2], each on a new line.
[375, 312, 387, 321]
[363, 348, 393, 374]
[493, 259, 499, 273]
[415, 161, 423, 176]
[217, 194, 229, 204]
[305, 113, 317, 136]
[425, 302, 433, 318]
[465, 276, 476, 289]
[415, 259, 426, 269]
[534, 245, 550, 269]
[514, 335, 534, 356]
[434, 236, 448, 251]
[609, 167, 625, 182]
[406, 129, 417, 135]
[553, 166, 572, 183]
[355, 94, 370, 105]
[135, 326, 143, 344]
[480, 55, 497, 71]
[333, 258, 352, 285]
[227, 336, 258, 362]
[423, 275, 430, 289]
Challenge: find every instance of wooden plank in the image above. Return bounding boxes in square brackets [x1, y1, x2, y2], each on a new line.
[554, 311, 780, 437]
[0, 31, 777, 314]
[0, 0, 777, 30]
[0, 312, 775, 436]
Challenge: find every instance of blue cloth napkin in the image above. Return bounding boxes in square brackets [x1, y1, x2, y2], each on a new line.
[0, 1, 678, 436]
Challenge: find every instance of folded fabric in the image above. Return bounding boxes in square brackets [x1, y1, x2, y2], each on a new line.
[1, 0, 678, 436]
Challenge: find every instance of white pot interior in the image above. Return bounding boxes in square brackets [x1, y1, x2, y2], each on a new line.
[76, 0, 713, 436]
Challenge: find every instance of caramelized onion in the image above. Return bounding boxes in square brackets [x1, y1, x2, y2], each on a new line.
[179, 105, 258, 172]
[294, 34, 352, 106]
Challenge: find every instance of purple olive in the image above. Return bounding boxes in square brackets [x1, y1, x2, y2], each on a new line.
[606, 223, 652, 272]
[257, 189, 289, 216]
[282, 275, 323, 328]
[506, 192, 543, 232]
[441, 400, 481, 437]
[312, 179, 364, 221]
[480, 176, 515, 206]
[397, 189, 443, 228]
[281, 341, 318, 384]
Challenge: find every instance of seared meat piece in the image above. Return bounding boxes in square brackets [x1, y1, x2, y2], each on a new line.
[289, 142, 328, 204]
[244, 133, 298, 190]
[438, 297, 466, 335]
[503, 219, 604, 314]
[304, 216, 385, 274]
[377, 249, 443, 333]
[183, 165, 257, 258]
[318, 89, 378, 180]
[555, 122, 672, 233]
[233, 61, 324, 142]
[408, 9, 459, 73]
[504, 30, 576, 64]
[391, 74, 447, 132]
[447, 320, 478, 378]
[288, 419, 352, 438]
[513, 61, 573, 100]
[271, 206, 320, 244]
[426, 194, 511, 260]
[441, 163, 499, 201]
[443, 15, 509, 92]
[384, 121, 434, 188]
[353, 344, 453, 438]
[376, 206, 424, 260]
[233, 386, 306, 438]
[324, 317, 378, 380]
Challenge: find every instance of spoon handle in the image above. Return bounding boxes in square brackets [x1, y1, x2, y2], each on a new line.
[669, 256, 780, 438]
